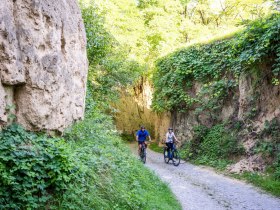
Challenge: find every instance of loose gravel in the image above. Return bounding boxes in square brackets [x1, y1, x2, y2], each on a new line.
[130, 144, 280, 210]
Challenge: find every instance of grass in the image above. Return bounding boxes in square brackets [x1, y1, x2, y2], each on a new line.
[149, 142, 164, 153]
[183, 153, 280, 197]
[183, 154, 280, 198]
[186, 156, 280, 197]
[194, 156, 231, 171]
[185, 156, 280, 197]
[231, 172, 280, 197]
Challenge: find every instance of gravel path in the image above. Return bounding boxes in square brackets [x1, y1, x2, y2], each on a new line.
[130, 144, 280, 210]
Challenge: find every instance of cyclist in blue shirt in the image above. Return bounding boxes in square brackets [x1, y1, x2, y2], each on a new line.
[136, 126, 151, 155]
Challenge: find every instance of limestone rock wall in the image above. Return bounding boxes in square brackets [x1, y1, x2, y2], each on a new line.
[113, 78, 170, 141]
[0, 0, 88, 131]
[170, 63, 280, 172]
[172, 63, 280, 143]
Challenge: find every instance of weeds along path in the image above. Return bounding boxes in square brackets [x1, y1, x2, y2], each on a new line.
[129, 143, 280, 210]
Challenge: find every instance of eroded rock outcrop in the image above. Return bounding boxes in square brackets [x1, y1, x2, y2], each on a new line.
[113, 78, 170, 141]
[0, 0, 88, 131]
[171, 63, 280, 173]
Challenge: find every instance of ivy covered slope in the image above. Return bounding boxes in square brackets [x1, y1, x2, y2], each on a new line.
[0, 108, 181, 209]
[152, 14, 280, 112]
[152, 14, 280, 196]
[60, 106, 181, 209]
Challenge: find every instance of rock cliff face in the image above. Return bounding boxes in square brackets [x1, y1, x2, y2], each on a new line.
[171, 63, 280, 172]
[113, 78, 170, 141]
[172, 63, 280, 140]
[0, 0, 88, 131]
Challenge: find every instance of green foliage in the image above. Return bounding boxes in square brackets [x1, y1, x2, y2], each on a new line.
[233, 172, 280, 197]
[80, 2, 112, 66]
[195, 157, 230, 170]
[235, 14, 280, 74]
[152, 14, 280, 112]
[59, 107, 181, 210]
[181, 125, 209, 160]
[89, 0, 273, 76]
[0, 110, 181, 209]
[120, 133, 135, 142]
[70, 5, 181, 208]
[80, 0, 277, 112]
[149, 142, 164, 153]
[274, 153, 280, 179]
[199, 124, 244, 159]
[80, 1, 144, 108]
[182, 124, 244, 169]
[254, 118, 280, 180]
[137, 0, 159, 9]
[0, 124, 74, 209]
[5, 104, 16, 123]
[261, 118, 280, 142]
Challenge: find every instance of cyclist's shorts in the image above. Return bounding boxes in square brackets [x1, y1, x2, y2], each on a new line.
[166, 142, 174, 149]
[138, 141, 147, 147]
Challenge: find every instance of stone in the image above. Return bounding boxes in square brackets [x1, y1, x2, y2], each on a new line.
[0, 0, 88, 131]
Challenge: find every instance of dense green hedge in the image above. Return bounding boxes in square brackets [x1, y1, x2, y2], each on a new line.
[181, 124, 244, 170]
[60, 111, 181, 210]
[0, 124, 74, 209]
[152, 14, 280, 112]
[0, 109, 181, 209]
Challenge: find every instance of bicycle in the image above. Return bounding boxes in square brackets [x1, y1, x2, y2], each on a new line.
[139, 142, 147, 164]
[163, 143, 180, 166]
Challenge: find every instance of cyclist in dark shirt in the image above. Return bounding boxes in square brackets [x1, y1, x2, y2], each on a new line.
[136, 126, 151, 155]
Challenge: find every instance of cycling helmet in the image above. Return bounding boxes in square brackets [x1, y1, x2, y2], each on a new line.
[168, 127, 173, 130]
[140, 125, 145, 129]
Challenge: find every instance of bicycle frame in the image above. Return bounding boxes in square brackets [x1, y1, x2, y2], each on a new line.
[164, 143, 180, 166]
[139, 142, 147, 163]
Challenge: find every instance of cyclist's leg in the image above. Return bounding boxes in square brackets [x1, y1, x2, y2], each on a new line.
[166, 143, 171, 158]
[165, 143, 168, 157]
[143, 142, 147, 155]
[170, 142, 174, 157]
[138, 141, 142, 155]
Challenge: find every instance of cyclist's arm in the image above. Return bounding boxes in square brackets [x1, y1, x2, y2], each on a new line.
[145, 131, 151, 142]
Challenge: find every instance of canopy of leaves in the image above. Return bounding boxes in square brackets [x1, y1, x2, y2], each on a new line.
[79, 0, 276, 107]
[152, 14, 280, 112]
[79, 1, 144, 108]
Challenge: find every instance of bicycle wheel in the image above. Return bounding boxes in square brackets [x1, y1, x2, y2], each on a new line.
[172, 149, 180, 166]
[163, 147, 169, 163]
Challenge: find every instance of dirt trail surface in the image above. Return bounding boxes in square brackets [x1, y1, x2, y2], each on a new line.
[129, 144, 280, 210]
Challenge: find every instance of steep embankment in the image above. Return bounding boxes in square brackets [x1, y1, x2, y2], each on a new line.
[152, 14, 280, 180]
[0, 108, 181, 209]
[0, 0, 88, 132]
